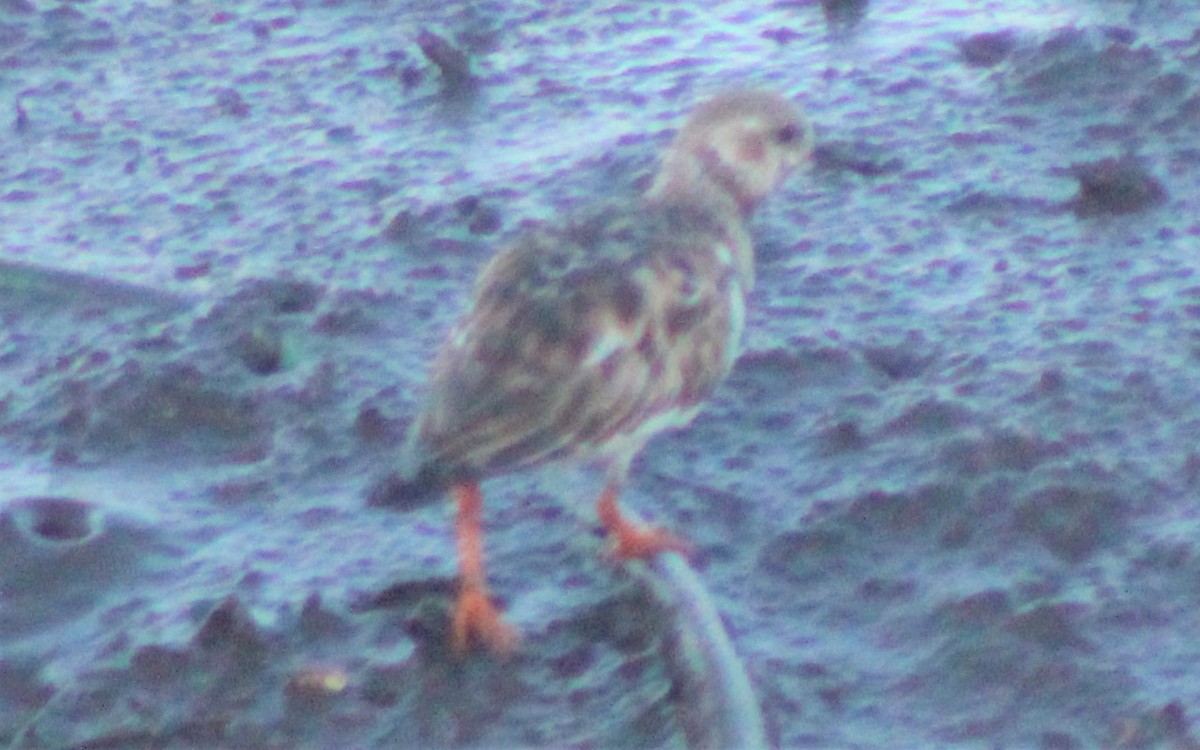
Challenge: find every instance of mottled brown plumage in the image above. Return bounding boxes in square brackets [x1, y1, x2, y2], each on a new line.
[413, 204, 737, 481]
[390, 90, 814, 654]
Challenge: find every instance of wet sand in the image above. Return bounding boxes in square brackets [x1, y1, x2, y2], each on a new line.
[2, 0, 1200, 747]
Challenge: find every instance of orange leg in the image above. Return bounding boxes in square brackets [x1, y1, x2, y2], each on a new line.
[451, 482, 519, 656]
[596, 482, 691, 561]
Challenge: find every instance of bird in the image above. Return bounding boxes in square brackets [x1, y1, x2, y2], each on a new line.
[378, 89, 814, 655]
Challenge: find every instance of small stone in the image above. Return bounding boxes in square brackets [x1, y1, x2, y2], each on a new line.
[958, 30, 1017, 67]
[383, 211, 420, 242]
[234, 327, 284, 375]
[354, 405, 399, 443]
[131, 645, 190, 683]
[813, 140, 904, 177]
[214, 88, 251, 118]
[194, 595, 265, 653]
[285, 665, 348, 708]
[821, 0, 868, 30]
[1069, 155, 1166, 217]
[299, 593, 351, 638]
[818, 420, 866, 453]
[416, 29, 476, 94]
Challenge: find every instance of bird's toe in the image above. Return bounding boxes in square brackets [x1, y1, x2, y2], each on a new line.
[451, 583, 520, 657]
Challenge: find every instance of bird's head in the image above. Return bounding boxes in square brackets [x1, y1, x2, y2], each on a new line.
[649, 90, 814, 218]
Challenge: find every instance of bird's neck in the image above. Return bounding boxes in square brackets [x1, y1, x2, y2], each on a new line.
[646, 147, 757, 219]
[644, 149, 757, 289]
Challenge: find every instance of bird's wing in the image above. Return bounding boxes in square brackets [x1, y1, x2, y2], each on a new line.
[410, 204, 742, 480]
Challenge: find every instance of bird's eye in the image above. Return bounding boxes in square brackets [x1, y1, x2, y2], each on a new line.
[775, 124, 801, 144]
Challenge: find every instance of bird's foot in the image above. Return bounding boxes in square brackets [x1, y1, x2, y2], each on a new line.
[605, 519, 693, 562]
[596, 483, 692, 562]
[451, 581, 520, 656]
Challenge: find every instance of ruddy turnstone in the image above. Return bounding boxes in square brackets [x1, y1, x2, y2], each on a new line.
[383, 90, 814, 654]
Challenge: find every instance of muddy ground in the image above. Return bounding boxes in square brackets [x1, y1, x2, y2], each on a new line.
[2, 0, 1200, 747]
